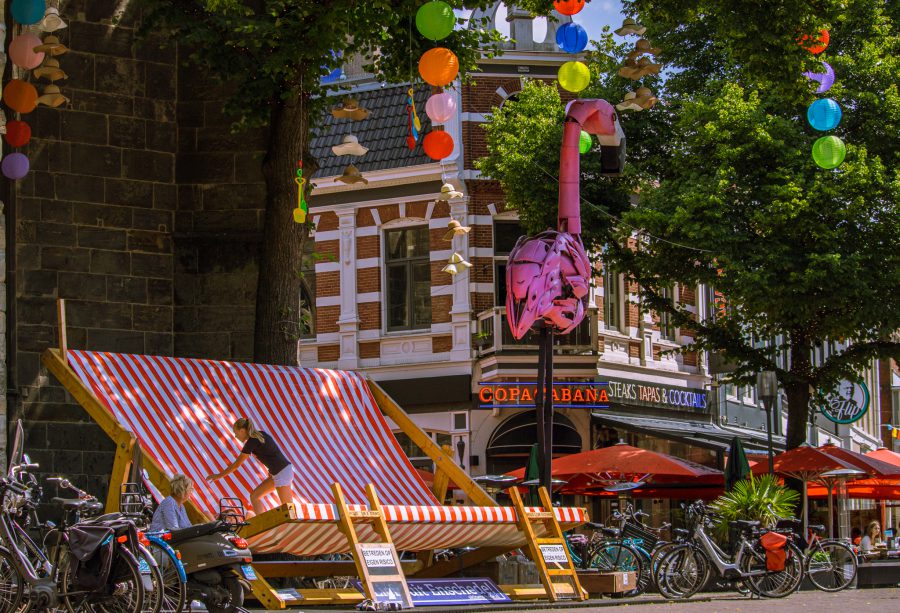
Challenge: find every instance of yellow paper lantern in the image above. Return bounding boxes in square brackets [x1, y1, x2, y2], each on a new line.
[558, 61, 590, 93]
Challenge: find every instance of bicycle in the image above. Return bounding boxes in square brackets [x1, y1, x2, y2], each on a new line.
[607, 504, 671, 594]
[566, 522, 644, 596]
[654, 500, 803, 600]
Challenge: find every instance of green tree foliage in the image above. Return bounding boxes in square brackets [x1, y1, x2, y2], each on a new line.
[137, 0, 506, 364]
[479, 1, 900, 449]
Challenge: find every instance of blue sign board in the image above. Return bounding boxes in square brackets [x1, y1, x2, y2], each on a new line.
[354, 578, 511, 606]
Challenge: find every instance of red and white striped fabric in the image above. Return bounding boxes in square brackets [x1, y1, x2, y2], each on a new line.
[67, 351, 585, 554]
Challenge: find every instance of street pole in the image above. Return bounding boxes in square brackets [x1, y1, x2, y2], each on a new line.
[763, 399, 774, 475]
[757, 371, 779, 476]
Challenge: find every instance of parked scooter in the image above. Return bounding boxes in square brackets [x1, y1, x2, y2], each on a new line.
[164, 499, 253, 613]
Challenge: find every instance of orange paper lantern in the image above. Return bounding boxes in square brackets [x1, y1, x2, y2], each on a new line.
[2, 79, 38, 114]
[553, 0, 585, 16]
[418, 47, 459, 87]
[423, 131, 454, 160]
[799, 29, 830, 55]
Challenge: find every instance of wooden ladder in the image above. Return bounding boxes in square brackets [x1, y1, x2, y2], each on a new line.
[509, 485, 585, 601]
[333, 482, 413, 608]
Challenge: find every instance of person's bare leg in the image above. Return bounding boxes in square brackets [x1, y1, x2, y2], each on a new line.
[250, 478, 275, 515]
[275, 484, 294, 506]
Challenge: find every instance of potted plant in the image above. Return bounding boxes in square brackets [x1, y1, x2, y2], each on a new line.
[711, 474, 799, 546]
[473, 331, 492, 349]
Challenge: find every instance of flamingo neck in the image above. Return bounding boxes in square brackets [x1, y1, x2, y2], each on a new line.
[558, 119, 582, 235]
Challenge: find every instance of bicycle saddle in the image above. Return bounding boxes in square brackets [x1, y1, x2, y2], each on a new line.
[729, 519, 760, 530]
[601, 527, 621, 538]
[584, 521, 605, 530]
[808, 524, 826, 533]
[673, 528, 689, 538]
[53, 497, 103, 513]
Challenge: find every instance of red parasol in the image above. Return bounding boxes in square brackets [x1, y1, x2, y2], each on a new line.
[817, 443, 900, 477]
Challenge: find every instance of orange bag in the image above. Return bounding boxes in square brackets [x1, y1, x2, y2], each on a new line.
[760, 532, 788, 571]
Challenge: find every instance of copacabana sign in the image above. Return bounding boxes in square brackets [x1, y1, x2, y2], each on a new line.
[819, 379, 870, 424]
[477, 382, 609, 409]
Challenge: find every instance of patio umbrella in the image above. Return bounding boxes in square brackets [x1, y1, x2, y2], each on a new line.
[867, 447, 900, 466]
[818, 443, 900, 477]
[807, 447, 900, 501]
[725, 437, 751, 491]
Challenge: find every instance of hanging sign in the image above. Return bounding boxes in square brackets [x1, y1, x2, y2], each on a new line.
[603, 377, 709, 411]
[819, 379, 870, 424]
[355, 543, 413, 608]
[539, 544, 570, 565]
[477, 382, 609, 409]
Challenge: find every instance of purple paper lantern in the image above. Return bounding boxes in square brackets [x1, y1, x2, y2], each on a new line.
[803, 61, 835, 94]
[2, 153, 30, 180]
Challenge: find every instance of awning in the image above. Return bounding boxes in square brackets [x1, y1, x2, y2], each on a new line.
[591, 412, 785, 454]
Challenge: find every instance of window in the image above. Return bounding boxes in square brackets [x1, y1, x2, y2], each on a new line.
[493, 220, 524, 307]
[604, 266, 621, 331]
[659, 287, 676, 341]
[393, 431, 451, 471]
[385, 227, 431, 330]
[298, 239, 316, 338]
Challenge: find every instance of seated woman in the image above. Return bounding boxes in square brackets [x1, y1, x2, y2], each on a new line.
[860, 520, 883, 553]
[149, 474, 194, 532]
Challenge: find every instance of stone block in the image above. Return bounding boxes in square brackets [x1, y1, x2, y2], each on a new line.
[96, 56, 146, 98]
[176, 185, 202, 211]
[176, 102, 204, 129]
[16, 198, 42, 221]
[32, 107, 62, 140]
[174, 306, 198, 333]
[230, 331, 255, 362]
[58, 272, 109, 301]
[198, 273, 256, 304]
[70, 144, 122, 178]
[74, 203, 132, 228]
[133, 305, 171, 332]
[55, 174, 105, 204]
[17, 351, 42, 385]
[77, 226, 127, 251]
[60, 111, 108, 145]
[67, 301, 133, 329]
[106, 178, 154, 208]
[108, 117, 147, 149]
[146, 121, 177, 153]
[15, 325, 55, 352]
[234, 152, 265, 183]
[145, 63, 176, 101]
[178, 128, 197, 153]
[200, 184, 266, 211]
[144, 332, 174, 356]
[83, 451, 114, 476]
[90, 250, 130, 275]
[197, 306, 255, 332]
[41, 201, 73, 224]
[60, 52, 95, 90]
[193, 210, 259, 234]
[70, 90, 134, 117]
[86, 328, 144, 353]
[107, 276, 147, 303]
[134, 35, 176, 64]
[132, 209, 172, 232]
[127, 230, 172, 254]
[122, 150, 174, 183]
[135, 98, 176, 123]
[19, 221, 76, 247]
[69, 21, 134, 58]
[52, 449, 83, 474]
[195, 241, 258, 274]
[131, 253, 172, 279]
[175, 333, 231, 359]
[21, 271, 58, 297]
[153, 184, 178, 211]
[197, 128, 267, 153]
[174, 273, 198, 304]
[41, 246, 91, 272]
[47, 143, 72, 174]
[147, 279, 173, 305]
[176, 153, 234, 184]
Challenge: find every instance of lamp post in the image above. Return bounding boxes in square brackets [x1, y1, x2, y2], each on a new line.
[757, 371, 779, 475]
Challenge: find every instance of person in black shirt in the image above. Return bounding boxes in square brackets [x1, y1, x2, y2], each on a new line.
[206, 417, 294, 514]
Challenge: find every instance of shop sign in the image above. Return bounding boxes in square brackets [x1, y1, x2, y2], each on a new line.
[355, 578, 511, 606]
[602, 377, 708, 412]
[477, 382, 609, 409]
[819, 379, 869, 424]
[539, 544, 570, 565]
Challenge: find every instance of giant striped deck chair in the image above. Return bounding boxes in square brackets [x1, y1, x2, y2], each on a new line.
[42, 349, 587, 606]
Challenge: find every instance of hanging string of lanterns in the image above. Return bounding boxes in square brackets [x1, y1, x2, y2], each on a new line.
[553, 1, 590, 93]
[800, 28, 846, 169]
[2, 0, 70, 181]
[416, 1, 458, 161]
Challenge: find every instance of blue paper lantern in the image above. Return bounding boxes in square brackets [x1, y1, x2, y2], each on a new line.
[807, 98, 842, 131]
[11, 0, 45, 25]
[321, 50, 343, 84]
[556, 22, 588, 54]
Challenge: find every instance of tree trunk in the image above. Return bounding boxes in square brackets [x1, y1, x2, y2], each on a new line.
[784, 332, 813, 450]
[254, 100, 311, 365]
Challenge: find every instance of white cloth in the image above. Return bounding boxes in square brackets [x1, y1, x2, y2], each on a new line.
[271, 464, 294, 488]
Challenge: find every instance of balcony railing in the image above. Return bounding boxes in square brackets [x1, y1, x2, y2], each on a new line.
[474, 307, 598, 357]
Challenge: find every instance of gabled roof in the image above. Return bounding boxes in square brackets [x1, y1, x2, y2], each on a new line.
[310, 83, 434, 179]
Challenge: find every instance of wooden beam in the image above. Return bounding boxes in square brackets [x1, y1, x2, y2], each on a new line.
[239, 503, 297, 540]
[367, 379, 495, 507]
[105, 438, 135, 513]
[248, 575, 287, 610]
[252, 559, 424, 578]
[56, 299, 67, 365]
[292, 588, 364, 605]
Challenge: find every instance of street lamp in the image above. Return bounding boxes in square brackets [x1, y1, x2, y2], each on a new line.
[757, 371, 779, 475]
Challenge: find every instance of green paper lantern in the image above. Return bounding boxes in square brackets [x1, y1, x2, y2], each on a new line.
[558, 61, 590, 93]
[578, 131, 592, 154]
[812, 136, 846, 169]
[416, 1, 455, 41]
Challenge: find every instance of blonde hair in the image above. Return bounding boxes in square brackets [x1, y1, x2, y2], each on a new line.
[866, 520, 881, 538]
[233, 418, 265, 444]
[170, 474, 193, 498]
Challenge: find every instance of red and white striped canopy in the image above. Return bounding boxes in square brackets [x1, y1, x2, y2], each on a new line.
[67, 351, 585, 554]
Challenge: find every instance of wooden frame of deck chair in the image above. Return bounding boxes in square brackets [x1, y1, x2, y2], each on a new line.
[41, 339, 587, 608]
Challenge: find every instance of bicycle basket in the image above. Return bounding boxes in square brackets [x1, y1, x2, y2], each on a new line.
[219, 497, 246, 526]
[120, 484, 145, 516]
[622, 521, 658, 551]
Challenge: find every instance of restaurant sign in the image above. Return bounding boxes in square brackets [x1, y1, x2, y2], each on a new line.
[819, 379, 870, 425]
[602, 377, 709, 412]
[477, 382, 609, 409]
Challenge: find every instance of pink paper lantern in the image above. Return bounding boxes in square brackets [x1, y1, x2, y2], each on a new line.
[9, 33, 45, 69]
[425, 92, 457, 124]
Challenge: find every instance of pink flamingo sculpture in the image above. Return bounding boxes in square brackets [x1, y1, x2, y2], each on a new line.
[505, 99, 624, 490]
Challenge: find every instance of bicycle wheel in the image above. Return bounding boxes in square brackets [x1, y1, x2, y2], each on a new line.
[740, 541, 803, 598]
[650, 541, 681, 591]
[588, 542, 643, 597]
[137, 546, 163, 613]
[64, 546, 144, 613]
[805, 540, 857, 592]
[147, 542, 186, 613]
[654, 545, 708, 600]
[0, 547, 24, 613]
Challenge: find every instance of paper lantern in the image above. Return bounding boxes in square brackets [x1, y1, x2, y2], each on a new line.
[2, 79, 39, 114]
[558, 61, 590, 92]
[578, 131, 592, 154]
[321, 50, 342, 84]
[554, 0, 585, 16]
[812, 136, 846, 169]
[423, 131, 454, 160]
[804, 61, 835, 93]
[416, 1, 455, 41]
[556, 22, 588, 54]
[4, 121, 32, 147]
[1, 153, 30, 180]
[11, 0, 45, 25]
[9, 34, 45, 69]
[419, 47, 459, 87]
[799, 29, 830, 55]
[807, 98, 842, 131]
[425, 92, 457, 124]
